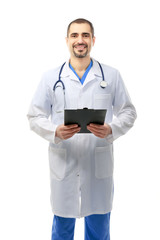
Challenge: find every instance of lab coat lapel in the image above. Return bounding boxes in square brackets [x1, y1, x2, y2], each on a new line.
[61, 60, 80, 82]
[83, 59, 102, 87]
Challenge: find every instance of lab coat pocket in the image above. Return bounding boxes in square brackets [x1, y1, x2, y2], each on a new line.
[49, 147, 66, 181]
[95, 145, 113, 179]
[94, 94, 111, 109]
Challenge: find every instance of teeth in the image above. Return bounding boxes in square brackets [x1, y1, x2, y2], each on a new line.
[75, 45, 86, 48]
[75, 46, 86, 50]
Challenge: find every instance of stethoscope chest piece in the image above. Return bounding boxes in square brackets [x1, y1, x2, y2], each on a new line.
[100, 80, 108, 88]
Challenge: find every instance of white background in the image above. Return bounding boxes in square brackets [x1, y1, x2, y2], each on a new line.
[0, 0, 160, 239]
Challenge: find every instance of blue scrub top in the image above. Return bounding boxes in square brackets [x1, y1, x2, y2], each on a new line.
[69, 60, 93, 85]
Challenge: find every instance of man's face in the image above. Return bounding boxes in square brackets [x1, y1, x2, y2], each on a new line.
[66, 23, 95, 59]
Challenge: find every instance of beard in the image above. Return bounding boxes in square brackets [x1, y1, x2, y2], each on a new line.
[73, 44, 88, 58]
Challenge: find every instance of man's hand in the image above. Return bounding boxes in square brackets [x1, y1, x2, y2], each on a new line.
[56, 124, 81, 140]
[87, 123, 112, 138]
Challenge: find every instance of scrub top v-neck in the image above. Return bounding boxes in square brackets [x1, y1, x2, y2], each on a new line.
[69, 60, 93, 85]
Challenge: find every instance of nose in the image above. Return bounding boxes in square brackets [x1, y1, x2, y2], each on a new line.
[77, 35, 84, 43]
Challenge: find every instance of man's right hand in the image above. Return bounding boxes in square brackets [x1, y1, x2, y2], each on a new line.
[55, 124, 81, 140]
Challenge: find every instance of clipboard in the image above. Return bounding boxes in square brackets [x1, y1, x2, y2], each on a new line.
[64, 108, 107, 133]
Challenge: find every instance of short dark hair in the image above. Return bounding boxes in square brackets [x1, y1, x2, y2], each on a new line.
[67, 18, 94, 38]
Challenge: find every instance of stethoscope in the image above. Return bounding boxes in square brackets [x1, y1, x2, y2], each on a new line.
[53, 61, 107, 93]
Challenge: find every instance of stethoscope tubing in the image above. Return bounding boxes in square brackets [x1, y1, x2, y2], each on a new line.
[97, 61, 105, 81]
[53, 61, 106, 91]
[53, 62, 66, 91]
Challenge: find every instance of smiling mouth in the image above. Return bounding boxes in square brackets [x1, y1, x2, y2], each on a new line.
[74, 44, 87, 51]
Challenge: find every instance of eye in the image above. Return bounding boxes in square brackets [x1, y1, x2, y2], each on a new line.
[83, 33, 90, 38]
[71, 33, 78, 38]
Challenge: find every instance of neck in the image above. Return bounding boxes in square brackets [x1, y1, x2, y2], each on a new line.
[70, 56, 91, 71]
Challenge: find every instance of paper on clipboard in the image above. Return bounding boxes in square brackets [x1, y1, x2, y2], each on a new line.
[64, 108, 107, 133]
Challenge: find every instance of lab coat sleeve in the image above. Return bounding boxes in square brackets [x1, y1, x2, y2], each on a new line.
[27, 74, 61, 144]
[107, 71, 137, 142]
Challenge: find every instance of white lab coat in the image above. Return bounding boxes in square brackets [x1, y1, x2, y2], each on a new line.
[27, 58, 137, 218]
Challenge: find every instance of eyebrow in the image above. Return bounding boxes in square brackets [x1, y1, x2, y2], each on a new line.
[70, 32, 91, 36]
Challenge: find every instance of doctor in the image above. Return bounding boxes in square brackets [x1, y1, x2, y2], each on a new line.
[27, 18, 137, 240]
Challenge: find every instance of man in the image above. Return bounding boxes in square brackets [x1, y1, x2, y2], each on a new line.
[27, 18, 137, 240]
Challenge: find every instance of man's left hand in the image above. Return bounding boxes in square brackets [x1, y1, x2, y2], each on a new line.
[87, 123, 112, 138]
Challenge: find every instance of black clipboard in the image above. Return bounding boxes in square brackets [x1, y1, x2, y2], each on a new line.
[64, 108, 107, 133]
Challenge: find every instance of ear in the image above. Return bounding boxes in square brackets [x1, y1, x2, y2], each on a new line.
[65, 37, 68, 45]
[92, 36, 96, 46]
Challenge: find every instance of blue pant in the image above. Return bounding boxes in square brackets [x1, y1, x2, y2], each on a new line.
[51, 213, 111, 240]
